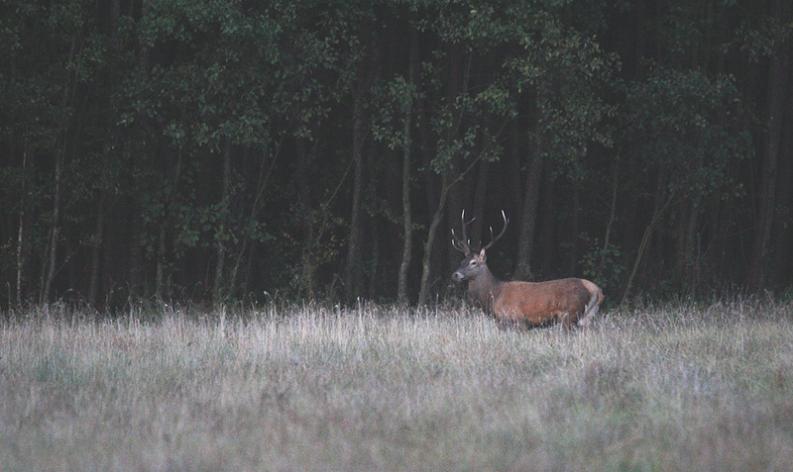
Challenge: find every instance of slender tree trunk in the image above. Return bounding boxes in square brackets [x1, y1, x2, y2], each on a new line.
[444, 47, 470, 271]
[622, 171, 673, 304]
[678, 133, 708, 291]
[747, 33, 791, 289]
[397, 29, 418, 305]
[419, 48, 473, 304]
[296, 140, 316, 300]
[622, 204, 667, 305]
[155, 225, 166, 301]
[345, 27, 382, 301]
[446, 176, 467, 269]
[703, 195, 727, 282]
[88, 192, 105, 306]
[418, 175, 451, 306]
[569, 179, 582, 275]
[539, 168, 556, 276]
[470, 161, 489, 246]
[396, 123, 414, 304]
[229, 143, 280, 293]
[41, 36, 79, 304]
[417, 153, 485, 305]
[771, 105, 793, 284]
[368, 225, 380, 299]
[600, 156, 619, 269]
[344, 84, 367, 301]
[16, 144, 27, 307]
[507, 121, 523, 209]
[213, 140, 232, 304]
[128, 210, 143, 298]
[242, 244, 256, 295]
[514, 136, 544, 280]
[110, 0, 121, 33]
[102, 209, 115, 306]
[41, 150, 64, 304]
[155, 147, 183, 302]
[678, 198, 702, 292]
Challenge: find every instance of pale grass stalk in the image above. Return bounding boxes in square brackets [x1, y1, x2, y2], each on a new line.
[1, 300, 792, 471]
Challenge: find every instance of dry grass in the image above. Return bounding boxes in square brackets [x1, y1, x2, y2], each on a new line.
[2, 300, 793, 471]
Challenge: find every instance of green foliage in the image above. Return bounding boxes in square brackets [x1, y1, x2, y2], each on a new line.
[371, 76, 417, 150]
[623, 67, 751, 200]
[581, 241, 625, 294]
[0, 0, 787, 306]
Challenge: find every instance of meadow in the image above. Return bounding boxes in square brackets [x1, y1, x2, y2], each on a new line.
[2, 300, 793, 471]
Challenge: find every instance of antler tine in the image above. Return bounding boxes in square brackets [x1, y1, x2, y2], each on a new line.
[460, 210, 468, 248]
[482, 210, 509, 251]
[451, 210, 475, 255]
[460, 209, 476, 249]
[450, 228, 469, 254]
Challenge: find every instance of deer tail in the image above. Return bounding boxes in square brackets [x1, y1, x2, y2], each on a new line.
[578, 283, 603, 327]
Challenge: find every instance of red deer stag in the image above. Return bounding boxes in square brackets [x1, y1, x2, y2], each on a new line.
[451, 210, 604, 328]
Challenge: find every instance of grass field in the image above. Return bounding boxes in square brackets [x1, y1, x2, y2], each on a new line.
[2, 300, 793, 471]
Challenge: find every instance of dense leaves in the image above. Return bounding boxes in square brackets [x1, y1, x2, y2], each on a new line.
[1, 0, 791, 308]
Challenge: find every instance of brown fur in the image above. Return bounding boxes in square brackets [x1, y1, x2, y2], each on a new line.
[453, 249, 604, 328]
[492, 278, 599, 327]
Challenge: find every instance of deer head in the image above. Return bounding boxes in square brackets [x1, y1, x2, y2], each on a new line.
[451, 210, 508, 282]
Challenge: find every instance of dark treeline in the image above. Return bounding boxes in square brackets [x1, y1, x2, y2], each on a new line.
[1, 0, 792, 308]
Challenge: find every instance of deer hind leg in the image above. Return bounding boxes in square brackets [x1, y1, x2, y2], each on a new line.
[559, 312, 578, 330]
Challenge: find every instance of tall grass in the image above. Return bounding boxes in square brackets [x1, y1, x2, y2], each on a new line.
[2, 301, 793, 471]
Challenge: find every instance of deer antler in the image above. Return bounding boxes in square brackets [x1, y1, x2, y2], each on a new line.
[451, 209, 476, 256]
[482, 210, 509, 251]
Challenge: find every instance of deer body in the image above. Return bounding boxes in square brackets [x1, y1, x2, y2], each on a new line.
[451, 211, 604, 328]
[465, 267, 603, 327]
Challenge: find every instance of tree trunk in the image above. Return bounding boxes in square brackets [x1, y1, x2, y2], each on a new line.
[344, 82, 367, 301]
[368, 224, 380, 299]
[513, 137, 544, 279]
[600, 156, 619, 269]
[155, 225, 166, 301]
[622, 171, 673, 304]
[418, 174, 451, 306]
[507, 121, 523, 209]
[569, 179, 581, 275]
[747, 34, 791, 289]
[417, 153, 484, 305]
[397, 28, 418, 305]
[41, 150, 63, 304]
[446, 174, 467, 268]
[679, 198, 702, 292]
[15, 144, 27, 307]
[539, 168, 556, 276]
[155, 147, 183, 302]
[88, 192, 105, 307]
[470, 160, 490, 246]
[128, 213, 143, 299]
[229, 143, 280, 294]
[771, 99, 793, 285]
[213, 140, 232, 304]
[296, 140, 316, 300]
[41, 35, 78, 304]
[444, 46, 470, 271]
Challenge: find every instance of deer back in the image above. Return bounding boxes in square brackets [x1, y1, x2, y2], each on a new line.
[493, 278, 601, 326]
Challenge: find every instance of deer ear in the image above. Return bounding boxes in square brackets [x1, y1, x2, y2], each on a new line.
[479, 248, 486, 260]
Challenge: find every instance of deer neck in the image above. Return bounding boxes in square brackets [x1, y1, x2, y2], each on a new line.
[468, 266, 502, 309]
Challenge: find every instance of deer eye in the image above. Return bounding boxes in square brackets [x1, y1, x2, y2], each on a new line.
[469, 260, 477, 266]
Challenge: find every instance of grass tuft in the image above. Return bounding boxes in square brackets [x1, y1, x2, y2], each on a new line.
[2, 300, 792, 471]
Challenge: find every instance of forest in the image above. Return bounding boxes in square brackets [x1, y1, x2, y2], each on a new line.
[1, 0, 792, 309]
